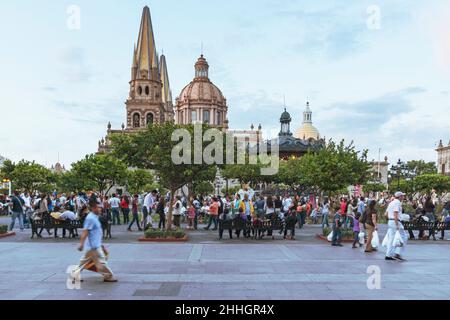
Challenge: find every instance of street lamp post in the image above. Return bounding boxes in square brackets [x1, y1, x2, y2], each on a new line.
[2, 179, 12, 196]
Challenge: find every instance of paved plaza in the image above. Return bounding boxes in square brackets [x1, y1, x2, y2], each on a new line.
[1, 217, 450, 300]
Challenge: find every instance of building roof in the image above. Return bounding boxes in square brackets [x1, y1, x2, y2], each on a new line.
[177, 55, 226, 106]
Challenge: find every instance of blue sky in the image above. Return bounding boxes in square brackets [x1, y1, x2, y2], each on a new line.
[0, 0, 449, 167]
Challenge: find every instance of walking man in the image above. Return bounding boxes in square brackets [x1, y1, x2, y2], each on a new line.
[331, 209, 343, 247]
[8, 190, 25, 232]
[385, 192, 408, 261]
[77, 199, 117, 282]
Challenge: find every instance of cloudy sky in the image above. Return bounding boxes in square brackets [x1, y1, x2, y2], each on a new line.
[0, 0, 449, 167]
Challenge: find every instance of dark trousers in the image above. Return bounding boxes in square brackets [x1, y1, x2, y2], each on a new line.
[219, 228, 233, 240]
[158, 214, 166, 229]
[173, 215, 181, 228]
[128, 212, 141, 230]
[122, 208, 130, 224]
[331, 225, 342, 245]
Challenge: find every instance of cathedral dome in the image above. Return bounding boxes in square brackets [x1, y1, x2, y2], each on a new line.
[293, 102, 321, 140]
[178, 80, 226, 106]
[295, 123, 320, 140]
[177, 55, 226, 106]
[176, 55, 228, 127]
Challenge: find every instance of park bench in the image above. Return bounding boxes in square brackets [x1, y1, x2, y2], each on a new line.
[402, 221, 450, 241]
[218, 217, 296, 240]
[31, 217, 84, 239]
[30, 212, 111, 239]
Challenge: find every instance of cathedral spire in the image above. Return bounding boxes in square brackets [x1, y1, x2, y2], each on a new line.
[134, 6, 159, 80]
[160, 54, 172, 103]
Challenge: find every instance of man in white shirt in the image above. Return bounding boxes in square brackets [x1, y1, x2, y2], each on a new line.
[108, 194, 121, 225]
[282, 195, 292, 213]
[385, 191, 408, 261]
[143, 190, 157, 229]
[21, 192, 32, 229]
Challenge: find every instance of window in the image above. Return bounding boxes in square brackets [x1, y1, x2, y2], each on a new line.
[137, 86, 143, 95]
[145, 86, 150, 96]
[191, 110, 197, 123]
[203, 110, 210, 124]
[217, 111, 222, 125]
[133, 113, 141, 128]
[146, 113, 154, 126]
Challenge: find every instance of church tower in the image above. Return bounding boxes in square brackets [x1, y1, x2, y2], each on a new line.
[126, 6, 173, 129]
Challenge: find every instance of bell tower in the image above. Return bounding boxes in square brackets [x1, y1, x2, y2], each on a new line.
[126, 6, 173, 129]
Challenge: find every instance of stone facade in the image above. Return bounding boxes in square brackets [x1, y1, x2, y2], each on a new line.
[437, 140, 450, 176]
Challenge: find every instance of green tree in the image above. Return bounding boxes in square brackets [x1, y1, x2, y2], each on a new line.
[8, 160, 54, 193]
[126, 169, 155, 195]
[110, 122, 217, 230]
[275, 140, 370, 195]
[415, 174, 449, 194]
[0, 159, 16, 180]
[406, 160, 437, 176]
[71, 154, 128, 195]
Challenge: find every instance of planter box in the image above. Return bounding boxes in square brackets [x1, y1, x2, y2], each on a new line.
[139, 235, 189, 243]
[316, 234, 356, 243]
[0, 232, 16, 239]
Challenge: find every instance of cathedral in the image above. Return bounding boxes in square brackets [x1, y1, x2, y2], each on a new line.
[98, 6, 228, 152]
[98, 5, 323, 159]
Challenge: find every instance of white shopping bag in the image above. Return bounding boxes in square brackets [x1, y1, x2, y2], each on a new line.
[358, 232, 365, 245]
[327, 231, 334, 242]
[393, 230, 404, 247]
[371, 231, 380, 248]
[381, 233, 389, 247]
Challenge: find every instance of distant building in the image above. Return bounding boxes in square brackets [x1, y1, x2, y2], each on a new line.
[294, 102, 321, 141]
[437, 140, 450, 176]
[265, 104, 326, 159]
[50, 162, 67, 174]
[369, 157, 390, 186]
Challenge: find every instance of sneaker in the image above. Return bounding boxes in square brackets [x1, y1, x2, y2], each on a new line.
[394, 254, 406, 262]
[385, 256, 396, 261]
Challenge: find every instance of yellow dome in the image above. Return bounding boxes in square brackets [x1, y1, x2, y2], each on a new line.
[294, 123, 320, 140]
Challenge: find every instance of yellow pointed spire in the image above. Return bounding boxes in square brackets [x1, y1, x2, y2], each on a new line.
[134, 6, 159, 80]
[160, 54, 172, 103]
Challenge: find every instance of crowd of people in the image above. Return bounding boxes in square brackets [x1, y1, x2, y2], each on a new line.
[2, 188, 449, 248]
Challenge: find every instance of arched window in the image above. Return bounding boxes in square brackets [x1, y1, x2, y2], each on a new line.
[146, 113, 154, 126]
[133, 113, 141, 128]
[137, 86, 143, 95]
[145, 86, 150, 96]
[217, 111, 222, 125]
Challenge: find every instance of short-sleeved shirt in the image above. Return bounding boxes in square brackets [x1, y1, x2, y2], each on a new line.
[387, 199, 402, 219]
[83, 212, 103, 250]
[108, 197, 120, 208]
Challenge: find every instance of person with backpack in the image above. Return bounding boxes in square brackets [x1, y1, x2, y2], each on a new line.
[8, 190, 25, 232]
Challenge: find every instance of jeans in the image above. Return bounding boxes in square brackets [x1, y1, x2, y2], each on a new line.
[111, 208, 120, 225]
[122, 208, 130, 224]
[9, 211, 24, 231]
[386, 220, 408, 258]
[331, 225, 342, 245]
[205, 215, 218, 230]
[322, 213, 329, 228]
[128, 212, 141, 230]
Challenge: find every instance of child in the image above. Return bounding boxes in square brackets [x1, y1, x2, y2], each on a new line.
[352, 212, 362, 248]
